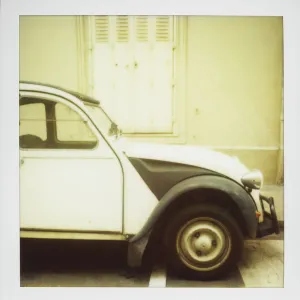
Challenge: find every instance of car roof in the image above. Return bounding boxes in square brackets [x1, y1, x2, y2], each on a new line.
[19, 81, 100, 105]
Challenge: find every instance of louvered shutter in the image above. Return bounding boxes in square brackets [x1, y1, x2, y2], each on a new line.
[132, 16, 174, 132]
[93, 16, 115, 119]
[92, 16, 174, 133]
[113, 16, 135, 132]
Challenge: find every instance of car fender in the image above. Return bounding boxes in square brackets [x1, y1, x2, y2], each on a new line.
[128, 175, 258, 267]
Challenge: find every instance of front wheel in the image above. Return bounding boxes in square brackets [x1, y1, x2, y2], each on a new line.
[163, 203, 244, 280]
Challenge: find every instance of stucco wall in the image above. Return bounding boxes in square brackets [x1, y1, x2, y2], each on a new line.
[185, 16, 283, 183]
[19, 16, 79, 91]
[19, 16, 283, 184]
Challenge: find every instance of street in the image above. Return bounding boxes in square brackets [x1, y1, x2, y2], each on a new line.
[20, 230, 284, 288]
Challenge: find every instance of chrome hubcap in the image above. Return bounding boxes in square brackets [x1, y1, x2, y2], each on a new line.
[176, 217, 232, 271]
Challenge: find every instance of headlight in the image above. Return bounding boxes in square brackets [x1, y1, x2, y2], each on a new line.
[241, 170, 263, 190]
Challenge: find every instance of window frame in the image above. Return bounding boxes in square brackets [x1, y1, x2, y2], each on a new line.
[87, 16, 177, 134]
[19, 95, 99, 151]
[83, 16, 188, 142]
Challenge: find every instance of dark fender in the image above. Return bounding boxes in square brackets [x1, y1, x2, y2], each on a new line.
[128, 175, 258, 268]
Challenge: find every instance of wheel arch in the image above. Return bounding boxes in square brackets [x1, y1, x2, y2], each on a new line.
[156, 188, 250, 238]
[127, 175, 258, 268]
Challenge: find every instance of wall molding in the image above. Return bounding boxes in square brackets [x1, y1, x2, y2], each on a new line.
[201, 146, 282, 151]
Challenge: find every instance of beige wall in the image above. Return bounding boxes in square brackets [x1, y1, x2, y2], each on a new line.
[19, 16, 79, 91]
[185, 16, 283, 183]
[19, 16, 283, 184]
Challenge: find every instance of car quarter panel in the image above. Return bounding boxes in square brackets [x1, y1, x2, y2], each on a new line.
[116, 139, 264, 222]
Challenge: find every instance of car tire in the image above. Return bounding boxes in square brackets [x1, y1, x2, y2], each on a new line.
[163, 203, 244, 280]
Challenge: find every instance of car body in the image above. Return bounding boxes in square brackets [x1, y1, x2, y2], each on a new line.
[19, 81, 280, 279]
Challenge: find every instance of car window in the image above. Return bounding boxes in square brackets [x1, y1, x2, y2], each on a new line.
[55, 102, 98, 147]
[20, 97, 98, 150]
[19, 102, 47, 148]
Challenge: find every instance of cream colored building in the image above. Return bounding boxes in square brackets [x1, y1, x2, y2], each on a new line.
[19, 15, 283, 185]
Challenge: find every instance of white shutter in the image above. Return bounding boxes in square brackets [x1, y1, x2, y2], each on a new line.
[131, 16, 153, 132]
[92, 16, 174, 133]
[113, 16, 135, 132]
[132, 16, 174, 132]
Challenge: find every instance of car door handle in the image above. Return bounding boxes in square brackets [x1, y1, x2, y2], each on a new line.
[20, 158, 24, 166]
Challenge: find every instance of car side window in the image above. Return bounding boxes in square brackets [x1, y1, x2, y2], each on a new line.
[54, 102, 98, 149]
[20, 97, 98, 150]
[19, 101, 48, 149]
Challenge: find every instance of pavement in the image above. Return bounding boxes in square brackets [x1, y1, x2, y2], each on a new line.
[20, 229, 284, 288]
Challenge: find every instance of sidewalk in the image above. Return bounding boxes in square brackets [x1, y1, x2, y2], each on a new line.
[261, 185, 284, 225]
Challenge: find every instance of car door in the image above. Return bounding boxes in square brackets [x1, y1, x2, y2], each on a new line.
[19, 91, 123, 233]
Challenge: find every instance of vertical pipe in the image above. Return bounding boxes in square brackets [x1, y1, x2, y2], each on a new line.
[276, 98, 284, 184]
[276, 61, 284, 185]
[276, 19, 284, 185]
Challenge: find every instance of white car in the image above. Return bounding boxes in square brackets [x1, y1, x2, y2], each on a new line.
[19, 81, 280, 280]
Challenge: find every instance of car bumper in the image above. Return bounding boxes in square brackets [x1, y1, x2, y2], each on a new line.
[256, 194, 280, 238]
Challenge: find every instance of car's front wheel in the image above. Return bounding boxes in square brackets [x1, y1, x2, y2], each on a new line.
[163, 203, 244, 280]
